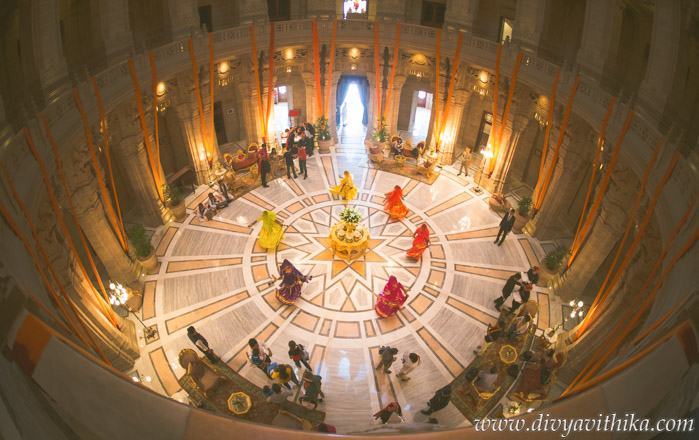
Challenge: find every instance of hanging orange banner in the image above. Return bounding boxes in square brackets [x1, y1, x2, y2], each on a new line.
[534, 76, 580, 210]
[324, 19, 338, 118]
[438, 32, 463, 144]
[433, 28, 441, 146]
[489, 44, 502, 164]
[312, 20, 323, 121]
[91, 76, 127, 252]
[490, 50, 523, 174]
[374, 22, 382, 125]
[148, 51, 161, 184]
[382, 23, 400, 119]
[533, 67, 561, 209]
[265, 23, 275, 138]
[209, 33, 215, 149]
[127, 58, 165, 199]
[250, 26, 265, 138]
[187, 39, 213, 167]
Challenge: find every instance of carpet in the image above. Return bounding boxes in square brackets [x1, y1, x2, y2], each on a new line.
[362, 160, 440, 185]
[178, 356, 325, 427]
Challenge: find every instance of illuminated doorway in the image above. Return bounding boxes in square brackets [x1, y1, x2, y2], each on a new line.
[408, 90, 433, 141]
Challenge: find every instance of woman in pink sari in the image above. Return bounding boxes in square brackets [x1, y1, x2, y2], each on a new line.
[406, 224, 430, 259]
[375, 276, 408, 318]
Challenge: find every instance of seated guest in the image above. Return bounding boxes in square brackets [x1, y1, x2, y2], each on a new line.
[473, 321, 506, 356]
[391, 137, 404, 156]
[217, 179, 234, 202]
[206, 192, 226, 212]
[507, 314, 532, 339]
[196, 202, 214, 221]
[474, 366, 499, 393]
[266, 383, 293, 408]
[527, 266, 540, 286]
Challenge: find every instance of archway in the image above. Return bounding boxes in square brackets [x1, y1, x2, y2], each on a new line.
[336, 75, 369, 142]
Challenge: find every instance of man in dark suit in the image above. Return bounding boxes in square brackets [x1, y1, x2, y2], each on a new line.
[495, 208, 516, 246]
[187, 326, 218, 362]
[527, 266, 540, 286]
[494, 272, 522, 311]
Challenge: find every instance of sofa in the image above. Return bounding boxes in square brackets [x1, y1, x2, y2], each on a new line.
[226, 143, 259, 172]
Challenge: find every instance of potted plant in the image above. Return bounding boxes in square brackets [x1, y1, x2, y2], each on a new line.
[539, 245, 570, 284]
[316, 116, 332, 153]
[513, 196, 533, 232]
[126, 224, 158, 271]
[373, 116, 389, 146]
[339, 207, 363, 234]
[162, 184, 186, 221]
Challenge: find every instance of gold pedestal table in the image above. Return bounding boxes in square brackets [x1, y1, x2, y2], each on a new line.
[330, 221, 369, 260]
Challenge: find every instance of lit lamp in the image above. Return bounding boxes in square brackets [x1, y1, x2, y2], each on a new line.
[218, 61, 230, 86]
[349, 47, 360, 59]
[109, 281, 157, 339]
[569, 300, 585, 319]
[473, 144, 493, 194]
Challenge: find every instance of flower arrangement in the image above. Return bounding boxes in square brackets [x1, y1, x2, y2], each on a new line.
[340, 207, 363, 224]
[373, 116, 389, 142]
[315, 116, 331, 141]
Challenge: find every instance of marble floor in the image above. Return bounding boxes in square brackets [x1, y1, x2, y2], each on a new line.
[128, 136, 565, 434]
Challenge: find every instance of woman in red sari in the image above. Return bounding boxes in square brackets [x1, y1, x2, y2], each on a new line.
[384, 185, 409, 218]
[407, 224, 430, 259]
[375, 276, 408, 318]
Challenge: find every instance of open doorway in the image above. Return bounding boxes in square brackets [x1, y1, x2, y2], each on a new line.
[274, 85, 292, 140]
[408, 90, 433, 142]
[336, 76, 369, 140]
[474, 111, 493, 153]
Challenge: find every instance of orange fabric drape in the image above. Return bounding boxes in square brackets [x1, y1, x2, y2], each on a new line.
[382, 23, 399, 119]
[374, 22, 382, 124]
[265, 24, 275, 137]
[324, 19, 338, 118]
[567, 97, 617, 266]
[148, 51, 161, 184]
[438, 32, 463, 144]
[433, 28, 442, 146]
[489, 43, 502, 165]
[532, 67, 560, 209]
[209, 32, 216, 147]
[574, 137, 664, 337]
[575, 150, 679, 339]
[187, 39, 213, 167]
[91, 76, 127, 252]
[312, 20, 323, 121]
[72, 88, 128, 250]
[127, 58, 165, 198]
[570, 109, 634, 256]
[489, 50, 523, 174]
[625, 291, 692, 351]
[33, 118, 121, 329]
[533, 76, 580, 210]
[250, 25, 265, 138]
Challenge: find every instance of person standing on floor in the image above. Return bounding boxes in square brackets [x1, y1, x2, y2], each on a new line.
[420, 385, 452, 415]
[258, 145, 271, 188]
[288, 340, 312, 371]
[373, 401, 403, 424]
[527, 266, 540, 286]
[284, 146, 297, 179]
[271, 363, 300, 389]
[375, 346, 399, 374]
[267, 383, 293, 408]
[495, 208, 516, 246]
[494, 272, 523, 312]
[300, 371, 325, 409]
[297, 142, 308, 180]
[248, 210, 284, 249]
[511, 282, 533, 313]
[457, 147, 472, 176]
[395, 352, 421, 381]
[186, 326, 218, 362]
[247, 338, 273, 363]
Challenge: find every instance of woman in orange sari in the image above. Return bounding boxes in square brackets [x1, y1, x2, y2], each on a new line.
[406, 224, 430, 259]
[375, 276, 408, 318]
[384, 185, 409, 218]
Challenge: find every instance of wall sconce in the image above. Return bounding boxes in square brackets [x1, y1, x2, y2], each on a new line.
[472, 84, 488, 96]
[217, 62, 230, 87]
[283, 49, 295, 61]
[351, 64, 357, 70]
[416, 71, 422, 78]
[479, 71, 490, 84]
[349, 47, 360, 59]
[156, 82, 166, 96]
[286, 66, 292, 73]
[219, 62, 229, 75]
[412, 54, 426, 65]
[534, 112, 547, 126]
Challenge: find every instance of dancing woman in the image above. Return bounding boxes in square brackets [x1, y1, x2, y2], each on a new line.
[384, 185, 409, 219]
[248, 210, 284, 249]
[274, 259, 311, 305]
[375, 276, 408, 318]
[328, 170, 358, 201]
[406, 224, 430, 259]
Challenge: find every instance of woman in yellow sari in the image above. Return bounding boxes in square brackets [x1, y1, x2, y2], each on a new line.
[248, 210, 284, 248]
[328, 171, 358, 201]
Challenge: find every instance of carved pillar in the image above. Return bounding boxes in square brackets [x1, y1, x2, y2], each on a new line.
[31, 0, 69, 93]
[99, 0, 133, 64]
[110, 103, 171, 226]
[638, 0, 682, 113]
[526, 121, 591, 239]
[444, 0, 478, 32]
[35, 193, 139, 371]
[365, 72, 378, 142]
[65, 144, 140, 284]
[306, 0, 336, 19]
[301, 71, 320, 132]
[238, 0, 269, 25]
[235, 77, 263, 144]
[556, 162, 637, 301]
[575, 0, 616, 79]
[166, 0, 200, 39]
[489, 113, 529, 193]
[385, 74, 408, 137]
[512, 0, 546, 52]
[175, 103, 211, 184]
[328, 71, 342, 144]
[438, 88, 470, 164]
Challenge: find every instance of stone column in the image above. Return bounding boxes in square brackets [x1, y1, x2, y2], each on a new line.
[365, 72, 378, 142]
[438, 88, 470, 164]
[99, 0, 133, 65]
[443, 0, 478, 32]
[385, 74, 408, 137]
[328, 70, 342, 144]
[236, 77, 263, 144]
[638, 0, 682, 114]
[110, 103, 171, 226]
[526, 120, 592, 239]
[166, 0, 200, 40]
[301, 71, 320, 131]
[575, 0, 616, 80]
[238, 0, 269, 25]
[512, 0, 546, 52]
[64, 144, 140, 284]
[306, 0, 336, 19]
[30, 0, 69, 93]
[35, 194, 139, 371]
[489, 113, 529, 193]
[175, 103, 211, 184]
[556, 161, 637, 301]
